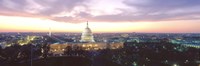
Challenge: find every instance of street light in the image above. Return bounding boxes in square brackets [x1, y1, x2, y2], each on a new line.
[173, 63, 178, 66]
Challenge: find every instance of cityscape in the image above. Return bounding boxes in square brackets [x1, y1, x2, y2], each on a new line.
[0, 0, 200, 66]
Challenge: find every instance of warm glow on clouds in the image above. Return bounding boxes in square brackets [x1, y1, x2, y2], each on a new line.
[0, 16, 200, 33]
[0, 0, 200, 33]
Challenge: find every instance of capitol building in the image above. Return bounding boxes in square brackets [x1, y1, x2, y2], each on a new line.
[80, 22, 95, 42]
[49, 22, 123, 54]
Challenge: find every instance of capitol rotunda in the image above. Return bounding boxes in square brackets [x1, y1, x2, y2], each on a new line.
[80, 22, 95, 42]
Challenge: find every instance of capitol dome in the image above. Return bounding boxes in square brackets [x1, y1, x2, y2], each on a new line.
[80, 22, 95, 42]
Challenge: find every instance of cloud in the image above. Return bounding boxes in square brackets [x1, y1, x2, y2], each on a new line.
[0, 0, 200, 23]
[91, 0, 200, 22]
[124, 0, 200, 10]
[121, 0, 200, 21]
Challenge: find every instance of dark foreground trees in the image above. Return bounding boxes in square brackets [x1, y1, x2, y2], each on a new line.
[0, 41, 199, 66]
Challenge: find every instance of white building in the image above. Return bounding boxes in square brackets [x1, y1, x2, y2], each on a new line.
[80, 22, 95, 42]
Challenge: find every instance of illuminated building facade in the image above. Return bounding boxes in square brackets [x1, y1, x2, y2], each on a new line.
[80, 22, 95, 42]
[50, 42, 124, 54]
[49, 22, 123, 55]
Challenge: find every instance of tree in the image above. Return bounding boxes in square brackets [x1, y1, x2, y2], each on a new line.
[64, 46, 73, 56]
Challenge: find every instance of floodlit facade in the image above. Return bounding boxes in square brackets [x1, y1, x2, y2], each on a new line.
[49, 22, 124, 55]
[50, 42, 124, 54]
[80, 22, 95, 42]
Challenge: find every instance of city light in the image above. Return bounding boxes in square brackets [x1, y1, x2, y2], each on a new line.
[0, 0, 200, 66]
[173, 64, 179, 66]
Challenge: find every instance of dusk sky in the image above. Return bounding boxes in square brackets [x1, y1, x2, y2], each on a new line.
[0, 0, 200, 33]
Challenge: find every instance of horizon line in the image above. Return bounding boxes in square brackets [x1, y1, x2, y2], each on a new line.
[0, 32, 200, 34]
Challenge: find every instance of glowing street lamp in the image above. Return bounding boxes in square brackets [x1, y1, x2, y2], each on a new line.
[173, 64, 179, 66]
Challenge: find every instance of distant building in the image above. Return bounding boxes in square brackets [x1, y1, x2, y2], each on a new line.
[48, 27, 52, 37]
[170, 38, 200, 48]
[80, 22, 95, 42]
[49, 21, 123, 55]
[50, 42, 123, 54]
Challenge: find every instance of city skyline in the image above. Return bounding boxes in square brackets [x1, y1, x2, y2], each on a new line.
[0, 0, 200, 33]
